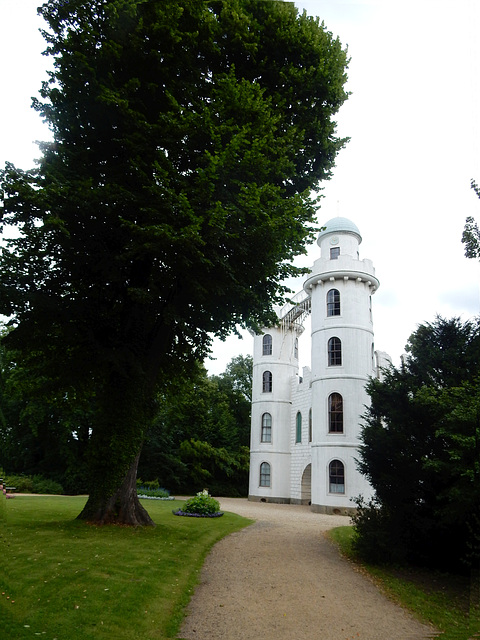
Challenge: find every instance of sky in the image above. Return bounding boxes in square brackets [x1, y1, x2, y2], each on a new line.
[1, 0, 479, 375]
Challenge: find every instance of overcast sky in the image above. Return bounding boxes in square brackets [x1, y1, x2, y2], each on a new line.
[1, 1, 479, 374]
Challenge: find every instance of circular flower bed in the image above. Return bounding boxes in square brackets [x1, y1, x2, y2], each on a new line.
[138, 495, 175, 500]
[172, 509, 224, 518]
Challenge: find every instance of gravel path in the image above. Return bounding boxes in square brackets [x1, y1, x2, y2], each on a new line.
[178, 499, 438, 640]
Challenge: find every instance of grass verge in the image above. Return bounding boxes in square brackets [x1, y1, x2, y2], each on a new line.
[328, 526, 480, 640]
[1, 495, 252, 640]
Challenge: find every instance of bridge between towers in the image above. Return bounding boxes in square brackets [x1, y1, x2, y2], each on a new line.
[279, 290, 311, 331]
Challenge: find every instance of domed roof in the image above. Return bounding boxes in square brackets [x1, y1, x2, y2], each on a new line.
[317, 216, 362, 243]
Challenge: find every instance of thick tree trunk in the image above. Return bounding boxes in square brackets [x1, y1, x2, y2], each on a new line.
[76, 366, 159, 526]
[78, 450, 155, 526]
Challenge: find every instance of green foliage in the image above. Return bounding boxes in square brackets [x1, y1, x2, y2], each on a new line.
[0, 335, 92, 495]
[463, 180, 480, 259]
[4, 473, 64, 494]
[350, 496, 402, 565]
[31, 475, 65, 495]
[0, 0, 349, 522]
[182, 489, 221, 516]
[4, 474, 34, 493]
[138, 358, 251, 496]
[136, 478, 160, 490]
[136, 480, 171, 499]
[356, 316, 480, 571]
[179, 440, 250, 497]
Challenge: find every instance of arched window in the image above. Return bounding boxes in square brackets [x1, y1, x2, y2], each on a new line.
[294, 337, 299, 359]
[261, 413, 272, 443]
[262, 334, 272, 356]
[327, 289, 340, 316]
[260, 462, 271, 487]
[328, 393, 343, 433]
[262, 371, 272, 392]
[309, 408, 312, 442]
[329, 460, 345, 494]
[295, 411, 302, 443]
[328, 337, 342, 366]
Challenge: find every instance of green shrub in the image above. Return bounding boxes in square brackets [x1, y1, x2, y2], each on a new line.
[137, 486, 171, 498]
[32, 475, 64, 495]
[5, 474, 34, 493]
[136, 478, 160, 491]
[4, 474, 64, 495]
[351, 495, 405, 565]
[182, 490, 220, 515]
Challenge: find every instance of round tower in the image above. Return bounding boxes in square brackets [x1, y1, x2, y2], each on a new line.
[248, 308, 302, 503]
[304, 217, 379, 513]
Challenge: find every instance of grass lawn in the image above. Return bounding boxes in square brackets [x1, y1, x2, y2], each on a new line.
[328, 526, 480, 640]
[1, 495, 252, 640]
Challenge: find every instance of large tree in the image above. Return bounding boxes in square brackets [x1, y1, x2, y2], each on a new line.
[355, 316, 480, 574]
[0, 0, 349, 524]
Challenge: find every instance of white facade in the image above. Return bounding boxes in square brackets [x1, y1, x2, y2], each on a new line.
[248, 217, 390, 514]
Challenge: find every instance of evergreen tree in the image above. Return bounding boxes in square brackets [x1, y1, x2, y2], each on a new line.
[355, 316, 480, 572]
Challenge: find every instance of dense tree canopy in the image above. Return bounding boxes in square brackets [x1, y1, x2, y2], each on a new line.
[0, 0, 349, 524]
[0, 345, 251, 496]
[138, 356, 252, 495]
[355, 316, 480, 573]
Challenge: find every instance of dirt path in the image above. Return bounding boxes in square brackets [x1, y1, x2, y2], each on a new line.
[178, 499, 438, 640]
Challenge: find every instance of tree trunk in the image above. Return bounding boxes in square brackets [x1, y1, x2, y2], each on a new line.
[76, 367, 158, 526]
[77, 450, 155, 526]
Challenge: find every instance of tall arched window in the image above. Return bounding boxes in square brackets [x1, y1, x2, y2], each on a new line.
[262, 371, 272, 392]
[260, 462, 271, 487]
[262, 334, 272, 356]
[327, 289, 340, 316]
[328, 393, 343, 433]
[261, 413, 272, 442]
[294, 337, 299, 359]
[328, 337, 342, 366]
[329, 460, 345, 494]
[308, 408, 312, 442]
[296, 411, 302, 443]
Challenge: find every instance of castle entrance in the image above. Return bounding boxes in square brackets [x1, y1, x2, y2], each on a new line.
[301, 464, 312, 505]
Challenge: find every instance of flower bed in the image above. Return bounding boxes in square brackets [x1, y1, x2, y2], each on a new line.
[137, 495, 175, 500]
[172, 509, 224, 518]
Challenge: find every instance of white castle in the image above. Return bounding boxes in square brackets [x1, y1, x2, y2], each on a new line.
[248, 217, 391, 514]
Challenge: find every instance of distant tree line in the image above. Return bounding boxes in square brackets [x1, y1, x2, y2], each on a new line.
[0, 344, 252, 497]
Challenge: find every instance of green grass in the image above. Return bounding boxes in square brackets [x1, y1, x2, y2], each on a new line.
[328, 526, 480, 640]
[0, 495, 252, 640]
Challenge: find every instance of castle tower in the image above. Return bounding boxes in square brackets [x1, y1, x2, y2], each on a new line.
[304, 217, 379, 513]
[247, 216, 385, 512]
[248, 305, 305, 502]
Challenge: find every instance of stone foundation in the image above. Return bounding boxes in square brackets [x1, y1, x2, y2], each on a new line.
[310, 503, 356, 516]
[248, 495, 291, 505]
